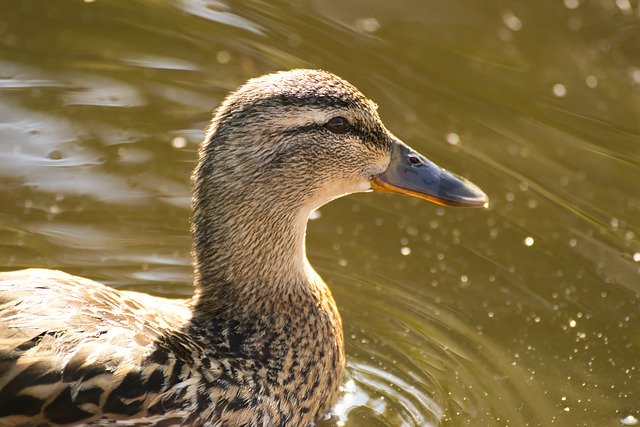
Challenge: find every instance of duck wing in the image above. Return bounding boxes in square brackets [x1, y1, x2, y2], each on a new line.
[0, 269, 199, 425]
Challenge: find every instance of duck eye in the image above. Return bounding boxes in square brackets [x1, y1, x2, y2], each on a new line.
[325, 116, 350, 133]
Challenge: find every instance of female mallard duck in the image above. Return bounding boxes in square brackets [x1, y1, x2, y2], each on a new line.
[0, 69, 487, 426]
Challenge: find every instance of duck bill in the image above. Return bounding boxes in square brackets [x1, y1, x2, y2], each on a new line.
[371, 139, 488, 208]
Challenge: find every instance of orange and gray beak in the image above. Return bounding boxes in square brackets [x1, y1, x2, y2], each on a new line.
[371, 139, 488, 208]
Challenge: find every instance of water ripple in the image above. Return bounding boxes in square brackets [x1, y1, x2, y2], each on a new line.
[176, 0, 265, 35]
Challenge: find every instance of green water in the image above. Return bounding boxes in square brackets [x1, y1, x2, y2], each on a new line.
[1, 0, 639, 425]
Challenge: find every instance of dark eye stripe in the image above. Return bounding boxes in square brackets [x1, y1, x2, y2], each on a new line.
[277, 121, 388, 149]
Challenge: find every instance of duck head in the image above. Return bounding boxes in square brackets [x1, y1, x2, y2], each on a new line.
[197, 69, 486, 213]
[192, 69, 487, 291]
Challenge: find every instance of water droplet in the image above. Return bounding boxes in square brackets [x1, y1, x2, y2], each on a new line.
[633, 252, 640, 262]
[615, 0, 632, 13]
[400, 247, 411, 256]
[216, 51, 231, 64]
[586, 75, 598, 88]
[563, 0, 579, 9]
[569, 319, 577, 328]
[524, 236, 535, 247]
[309, 210, 321, 220]
[354, 17, 380, 33]
[502, 12, 522, 31]
[446, 132, 460, 145]
[553, 83, 567, 97]
[171, 136, 187, 149]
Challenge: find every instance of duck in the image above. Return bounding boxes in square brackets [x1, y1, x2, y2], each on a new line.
[0, 69, 487, 426]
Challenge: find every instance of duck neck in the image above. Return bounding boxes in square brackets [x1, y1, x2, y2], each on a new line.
[190, 184, 322, 320]
[189, 173, 346, 423]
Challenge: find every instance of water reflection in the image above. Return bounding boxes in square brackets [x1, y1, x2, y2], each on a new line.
[0, 0, 638, 425]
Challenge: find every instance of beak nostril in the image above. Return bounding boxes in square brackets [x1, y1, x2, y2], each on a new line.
[408, 155, 421, 165]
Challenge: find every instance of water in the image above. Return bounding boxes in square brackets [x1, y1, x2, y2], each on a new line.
[1, 0, 639, 425]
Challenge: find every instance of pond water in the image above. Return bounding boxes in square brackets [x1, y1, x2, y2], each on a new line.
[1, 0, 639, 425]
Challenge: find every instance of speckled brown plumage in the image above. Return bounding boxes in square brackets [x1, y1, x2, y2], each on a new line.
[0, 70, 392, 426]
[0, 69, 487, 426]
